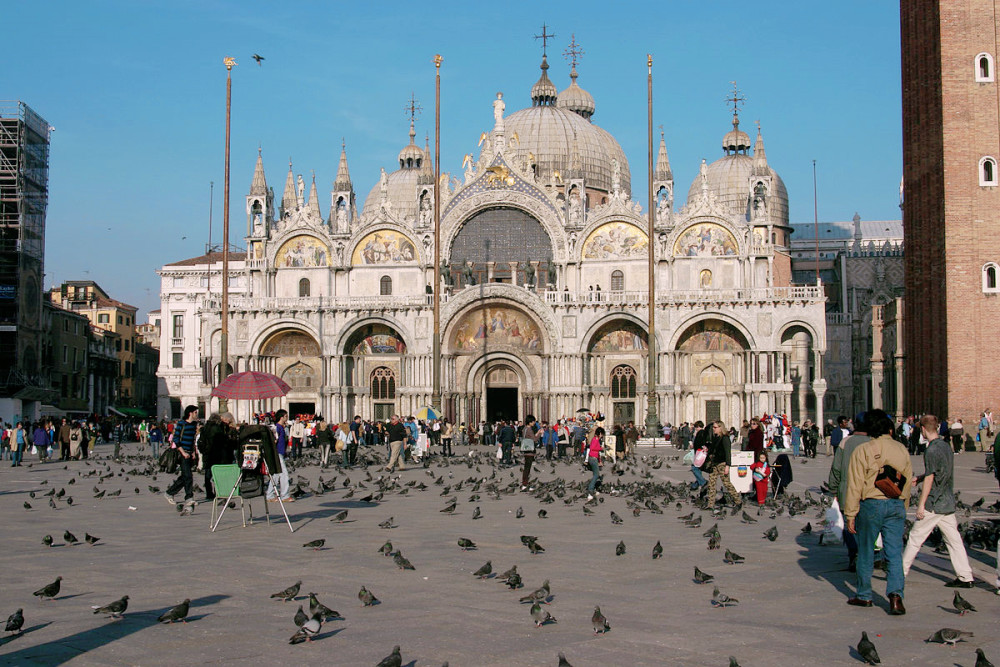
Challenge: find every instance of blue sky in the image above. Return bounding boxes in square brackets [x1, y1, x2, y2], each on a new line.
[6, 0, 902, 317]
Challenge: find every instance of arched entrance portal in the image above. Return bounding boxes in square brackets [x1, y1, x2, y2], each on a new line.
[675, 319, 750, 426]
[258, 330, 322, 417]
[485, 364, 519, 422]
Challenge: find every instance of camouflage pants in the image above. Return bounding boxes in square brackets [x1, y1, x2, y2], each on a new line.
[708, 464, 740, 505]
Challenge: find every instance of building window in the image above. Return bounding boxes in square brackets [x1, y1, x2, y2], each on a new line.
[371, 367, 396, 399]
[980, 156, 998, 186]
[610, 270, 624, 291]
[380, 275, 392, 295]
[63, 319, 69, 332]
[172, 314, 183, 339]
[976, 52, 995, 82]
[610, 364, 637, 399]
[63, 345, 68, 363]
[98, 313, 109, 324]
[118, 315, 123, 325]
[299, 278, 310, 298]
[172, 352, 183, 368]
[984, 263, 1000, 292]
[172, 276, 183, 288]
[124, 339, 130, 351]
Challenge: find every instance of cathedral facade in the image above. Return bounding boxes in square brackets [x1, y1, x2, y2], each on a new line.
[157, 56, 828, 429]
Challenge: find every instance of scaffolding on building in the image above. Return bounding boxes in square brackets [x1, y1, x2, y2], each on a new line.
[0, 101, 52, 394]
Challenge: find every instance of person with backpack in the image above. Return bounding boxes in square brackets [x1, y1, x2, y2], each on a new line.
[164, 405, 200, 510]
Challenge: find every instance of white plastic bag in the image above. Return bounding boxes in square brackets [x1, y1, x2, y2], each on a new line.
[824, 498, 844, 544]
[496, 445, 503, 460]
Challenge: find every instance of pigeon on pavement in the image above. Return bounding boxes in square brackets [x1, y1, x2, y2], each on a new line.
[530, 602, 556, 627]
[358, 586, 378, 607]
[393, 550, 415, 570]
[376, 645, 403, 667]
[331, 510, 348, 523]
[652, 541, 663, 559]
[591, 606, 610, 635]
[63, 530, 79, 545]
[471, 506, 482, 520]
[615, 540, 626, 556]
[558, 652, 573, 667]
[693, 567, 713, 584]
[5, 609, 24, 635]
[926, 628, 973, 645]
[33, 576, 62, 601]
[303, 539, 325, 551]
[610, 511, 623, 525]
[378, 541, 393, 557]
[712, 586, 738, 607]
[271, 581, 302, 602]
[762, 526, 778, 541]
[158, 599, 190, 623]
[288, 613, 322, 644]
[519, 580, 551, 604]
[293, 605, 309, 627]
[724, 549, 745, 564]
[379, 517, 395, 529]
[42, 535, 53, 547]
[953, 591, 977, 616]
[85, 533, 100, 546]
[857, 631, 880, 664]
[92, 595, 129, 619]
[741, 511, 758, 524]
[473, 561, 492, 579]
[458, 538, 476, 551]
[308, 593, 339, 619]
[975, 648, 995, 667]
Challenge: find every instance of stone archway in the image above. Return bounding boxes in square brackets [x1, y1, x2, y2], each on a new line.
[674, 319, 750, 427]
[258, 330, 322, 417]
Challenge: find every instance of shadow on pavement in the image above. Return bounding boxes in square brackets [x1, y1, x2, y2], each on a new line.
[0, 595, 229, 665]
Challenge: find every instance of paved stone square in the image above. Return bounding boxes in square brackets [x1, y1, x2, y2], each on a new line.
[0, 441, 997, 666]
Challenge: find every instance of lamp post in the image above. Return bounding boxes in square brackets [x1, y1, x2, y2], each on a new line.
[644, 54, 659, 434]
[219, 56, 236, 412]
[432, 54, 443, 414]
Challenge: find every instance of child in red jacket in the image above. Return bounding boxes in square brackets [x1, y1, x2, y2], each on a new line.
[750, 451, 770, 506]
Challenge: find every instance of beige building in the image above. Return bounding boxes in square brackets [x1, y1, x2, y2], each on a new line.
[49, 281, 139, 405]
[159, 57, 828, 428]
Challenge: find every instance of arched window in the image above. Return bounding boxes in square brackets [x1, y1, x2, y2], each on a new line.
[298, 278, 310, 297]
[976, 53, 995, 82]
[984, 263, 1000, 292]
[610, 270, 624, 291]
[380, 275, 392, 295]
[980, 157, 998, 186]
[610, 365, 637, 399]
[371, 367, 396, 399]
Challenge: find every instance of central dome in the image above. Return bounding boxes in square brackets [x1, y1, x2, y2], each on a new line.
[497, 58, 630, 195]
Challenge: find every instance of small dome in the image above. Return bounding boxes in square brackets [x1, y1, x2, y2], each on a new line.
[722, 115, 751, 154]
[397, 121, 424, 169]
[531, 56, 558, 106]
[557, 69, 595, 120]
[686, 153, 789, 226]
[363, 168, 421, 221]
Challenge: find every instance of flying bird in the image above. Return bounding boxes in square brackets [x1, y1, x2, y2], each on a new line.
[252, 54, 265, 66]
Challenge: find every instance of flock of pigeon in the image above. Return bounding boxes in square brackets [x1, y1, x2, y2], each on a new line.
[4, 441, 999, 665]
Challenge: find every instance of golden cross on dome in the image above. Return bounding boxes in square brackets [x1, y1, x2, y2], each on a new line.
[563, 33, 584, 69]
[726, 81, 746, 116]
[534, 23, 556, 57]
[404, 93, 422, 123]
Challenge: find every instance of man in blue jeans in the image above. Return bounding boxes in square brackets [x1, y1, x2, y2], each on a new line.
[266, 410, 292, 502]
[165, 405, 200, 509]
[844, 409, 913, 615]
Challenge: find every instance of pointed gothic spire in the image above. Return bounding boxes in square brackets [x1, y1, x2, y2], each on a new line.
[334, 140, 352, 191]
[655, 130, 672, 181]
[418, 133, 434, 185]
[751, 124, 769, 177]
[308, 172, 322, 219]
[281, 159, 296, 215]
[250, 147, 268, 196]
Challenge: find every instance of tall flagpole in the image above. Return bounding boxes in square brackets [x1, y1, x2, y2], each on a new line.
[432, 54, 443, 414]
[220, 56, 236, 413]
[644, 54, 659, 434]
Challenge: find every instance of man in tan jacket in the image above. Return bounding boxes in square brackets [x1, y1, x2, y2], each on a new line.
[844, 409, 913, 615]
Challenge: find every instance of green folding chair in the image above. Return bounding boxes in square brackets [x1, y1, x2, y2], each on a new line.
[210, 464, 251, 531]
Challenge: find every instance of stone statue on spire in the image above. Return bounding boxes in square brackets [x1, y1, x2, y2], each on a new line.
[492, 92, 505, 133]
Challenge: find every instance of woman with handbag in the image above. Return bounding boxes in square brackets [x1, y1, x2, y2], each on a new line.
[520, 416, 541, 491]
[586, 427, 604, 500]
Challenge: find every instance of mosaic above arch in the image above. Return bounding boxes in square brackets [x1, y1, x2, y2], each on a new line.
[451, 306, 542, 354]
[582, 222, 648, 260]
[588, 321, 648, 353]
[276, 235, 330, 268]
[677, 320, 746, 352]
[673, 223, 738, 257]
[347, 324, 407, 355]
[260, 331, 321, 357]
[352, 230, 417, 266]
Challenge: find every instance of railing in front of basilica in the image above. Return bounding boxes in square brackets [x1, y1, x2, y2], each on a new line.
[201, 294, 443, 312]
[544, 285, 825, 306]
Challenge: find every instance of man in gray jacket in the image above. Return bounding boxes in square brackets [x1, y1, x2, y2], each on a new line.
[827, 412, 869, 573]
